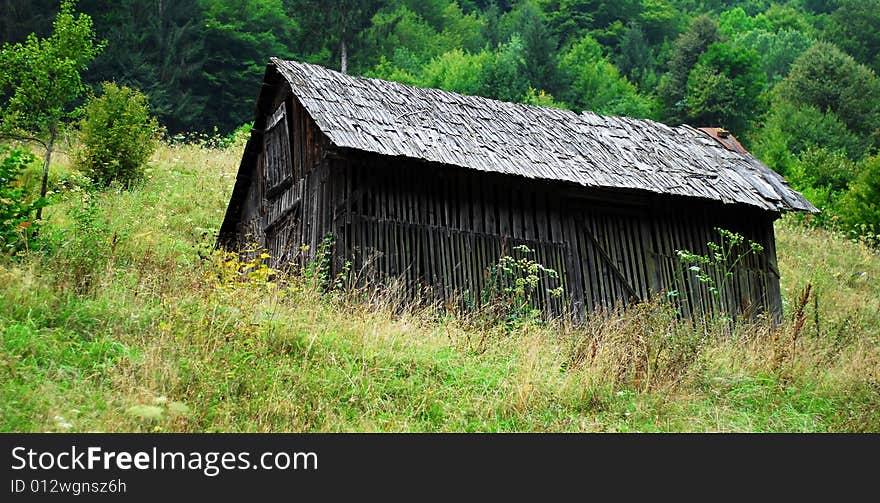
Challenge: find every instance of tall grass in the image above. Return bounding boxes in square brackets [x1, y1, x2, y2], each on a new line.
[0, 142, 877, 432]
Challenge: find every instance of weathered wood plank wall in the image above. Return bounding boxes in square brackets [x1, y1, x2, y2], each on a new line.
[236, 91, 782, 320]
[324, 158, 780, 319]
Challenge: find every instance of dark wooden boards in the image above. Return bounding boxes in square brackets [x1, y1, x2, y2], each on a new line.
[229, 86, 784, 322]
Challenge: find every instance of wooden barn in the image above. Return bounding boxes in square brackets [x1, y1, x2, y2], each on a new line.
[218, 58, 817, 319]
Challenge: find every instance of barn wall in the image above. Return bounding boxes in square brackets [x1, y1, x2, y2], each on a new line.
[326, 158, 782, 320]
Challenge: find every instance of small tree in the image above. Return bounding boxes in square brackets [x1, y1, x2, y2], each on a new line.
[0, 0, 103, 219]
[74, 83, 161, 188]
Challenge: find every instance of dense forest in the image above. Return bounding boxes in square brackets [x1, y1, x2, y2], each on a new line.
[1, 0, 879, 237]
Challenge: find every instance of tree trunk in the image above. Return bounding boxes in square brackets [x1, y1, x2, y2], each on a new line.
[340, 37, 348, 74]
[35, 126, 56, 221]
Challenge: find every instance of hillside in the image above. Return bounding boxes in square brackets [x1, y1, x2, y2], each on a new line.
[1, 142, 877, 432]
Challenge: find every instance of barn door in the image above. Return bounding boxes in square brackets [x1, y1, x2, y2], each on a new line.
[571, 207, 653, 310]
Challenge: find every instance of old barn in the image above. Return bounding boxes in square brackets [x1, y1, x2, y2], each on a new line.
[218, 58, 816, 319]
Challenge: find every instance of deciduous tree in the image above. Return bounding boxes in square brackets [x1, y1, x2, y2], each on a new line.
[0, 0, 102, 219]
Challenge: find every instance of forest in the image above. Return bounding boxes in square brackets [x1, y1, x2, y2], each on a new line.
[2, 0, 879, 240]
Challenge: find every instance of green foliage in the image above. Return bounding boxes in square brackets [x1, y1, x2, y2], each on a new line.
[436, 1, 487, 54]
[222, 122, 254, 149]
[751, 102, 865, 177]
[0, 148, 48, 253]
[825, 0, 880, 73]
[365, 55, 421, 85]
[560, 35, 655, 117]
[498, 0, 560, 96]
[658, 14, 720, 124]
[482, 244, 563, 327]
[757, 4, 814, 34]
[198, 0, 299, 131]
[420, 49, 491, 96]
[363, 5, 446, 71]
[637, 0, 681, 44]
[0, 0, 103, 138]
[541, 0, 642, 48]
[734, 29, 813, 84]
[718, 6, 771, 38]
[685, 42, 765, 133]
[790, 147, 859, 194]
[674, 227, 765, 317]
[74, 82, 161, 189]
[840, 155, 880, 236]
[777, 42, 880, 138]
[786, 148, 859, 228]
[291, 0, 384, 73]
[480, 35, 531, 102]
[0, 0, 102, 220]
[616, 22, 653, 88]
[81, 0, 205, 133]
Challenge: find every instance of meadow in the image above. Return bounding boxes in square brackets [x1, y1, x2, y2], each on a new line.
[1, 142, 878, 432]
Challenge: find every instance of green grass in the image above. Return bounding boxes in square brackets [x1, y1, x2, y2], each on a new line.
[1, 142, 878, 432]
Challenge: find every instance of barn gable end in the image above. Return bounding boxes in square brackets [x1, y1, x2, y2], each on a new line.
[219, 59, 816, 319]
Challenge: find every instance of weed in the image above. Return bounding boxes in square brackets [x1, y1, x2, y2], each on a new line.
[673, 227, 765, 318]
[480, 244, 564, 328]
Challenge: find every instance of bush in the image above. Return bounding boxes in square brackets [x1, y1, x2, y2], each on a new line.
[840, 155, 880, 238]
[74, 82, 160, 188]
[0, 147, 48, 253]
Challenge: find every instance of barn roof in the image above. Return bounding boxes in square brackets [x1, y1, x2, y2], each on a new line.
[269, 58, 816, 213]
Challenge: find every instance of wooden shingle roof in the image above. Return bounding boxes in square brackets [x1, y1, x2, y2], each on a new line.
[272, 58, 816, 213]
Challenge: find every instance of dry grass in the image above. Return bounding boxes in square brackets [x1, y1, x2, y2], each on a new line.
[0, 142, 878, 432]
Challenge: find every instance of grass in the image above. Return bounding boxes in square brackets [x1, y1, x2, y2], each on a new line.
[0, 141, 878, 432]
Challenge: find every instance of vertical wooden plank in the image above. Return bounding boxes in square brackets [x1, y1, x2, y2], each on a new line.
[472, 174, 484, 235]
[535, 191, 547, 243]
[549, 197, 562, 244]
[640, 214, 659, 297]
[563, 208, 585, 316]
[524, 190, 536, 242]
[499, 182, 511, 238]
[511, 186, 523, 239]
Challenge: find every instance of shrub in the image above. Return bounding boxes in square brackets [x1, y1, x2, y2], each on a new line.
[74, 82, 160, 188]
[0, 147, 48, 253]
[781, 147, 859, 228]
[840, 155, 880, 239]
